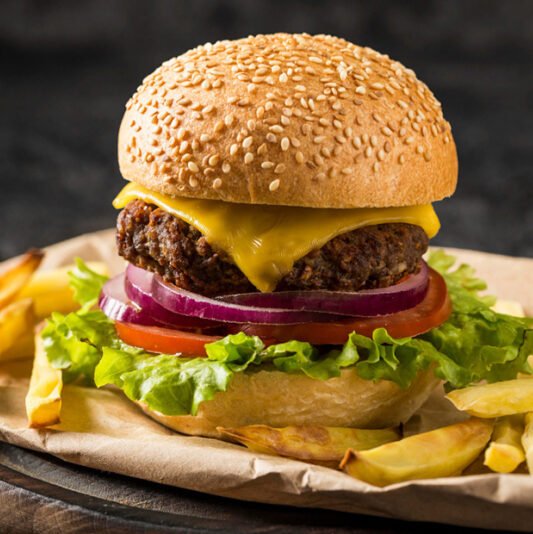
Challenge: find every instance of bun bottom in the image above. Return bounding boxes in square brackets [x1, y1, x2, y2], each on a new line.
[139, 367, 440, 438]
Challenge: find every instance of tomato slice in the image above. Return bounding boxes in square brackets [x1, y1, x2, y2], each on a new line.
[116, 268, 451, 352]
[115, 322, 221, 356]
[230, 267, 451, 345]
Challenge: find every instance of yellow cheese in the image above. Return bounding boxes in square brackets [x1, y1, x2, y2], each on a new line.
[113, 183, 440, 292]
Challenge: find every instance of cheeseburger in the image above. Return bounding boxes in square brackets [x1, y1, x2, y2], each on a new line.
[43, 34, 532, 438]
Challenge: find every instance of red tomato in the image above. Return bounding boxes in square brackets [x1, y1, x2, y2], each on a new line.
[116, 268, 451, 353]
[115, 322, 221, 356]
[229, 267, 451, 344]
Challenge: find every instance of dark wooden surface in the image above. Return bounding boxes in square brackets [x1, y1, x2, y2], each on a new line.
[0, 441, 495, 534]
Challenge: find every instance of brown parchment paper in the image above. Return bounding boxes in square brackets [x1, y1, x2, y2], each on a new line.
[1, 229, 533, 531]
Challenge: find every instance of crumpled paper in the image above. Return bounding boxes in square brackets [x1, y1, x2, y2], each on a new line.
[0, 229, 532, 531]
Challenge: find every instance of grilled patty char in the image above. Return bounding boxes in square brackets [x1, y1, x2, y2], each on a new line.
[117, 200, 429, 297]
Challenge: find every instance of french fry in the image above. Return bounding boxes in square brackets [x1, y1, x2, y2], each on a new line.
[218, 425, 399, 466]
[0, 299, 35, 361]
[0, 249, 44, 309]
[446, 379, 533, 418]
[523, 413, 533, 474]
[484, 415, 525, 473]
[25, 328, 62, 428]
[15, 261, 109, 318]
[1, 333, 34, 360]
[340, 419, 493, 486]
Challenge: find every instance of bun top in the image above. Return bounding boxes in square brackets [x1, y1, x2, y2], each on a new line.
[118, 33, 457, 208]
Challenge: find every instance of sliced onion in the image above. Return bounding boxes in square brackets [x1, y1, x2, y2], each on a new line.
[124, 265, 219, 329]
[99, 274, 159, 325]
[150, 271, 336, 325]
[218, 262, 429, 317]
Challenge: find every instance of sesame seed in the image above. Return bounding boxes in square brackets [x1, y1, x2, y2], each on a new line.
[212, 178, 222, 189]
[381, 126, 393, 136]
[274, 163, 285, 174]
[208, 154, 220, 166]
[244, 152, 254, 164]
[229, 144, 239, 156]
[377, 149, 385, 161]
[222, 162, 231, 173]
[261, 161, 274, 169]
[189, 177, 199, 188]
[370, 135, 378, 147]
[225, 114, 235, 126]
[295, 151, 305, 163]
[269, 179, 280, 191]
[281, 137, 290, 151]
[270, 125, 284, 134]
[266, 133, 277, 143]
[242, 136, 253, 149]
[365, 147, 373, 158]
[417, 145, 425, 154]
[187, 161, 199, 173]
[405, 136, 415, 145]
[355, 86, 366, 94]
[353, 136, 362, 149]
[341, 167, 353, 175]
[257, 143, 267, 155]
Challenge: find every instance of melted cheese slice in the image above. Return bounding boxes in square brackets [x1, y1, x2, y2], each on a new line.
[114, 183, 440, 292]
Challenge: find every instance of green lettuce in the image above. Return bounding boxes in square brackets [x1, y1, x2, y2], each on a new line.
[41, 258, 115, 384]
[41, 254, 533, 416]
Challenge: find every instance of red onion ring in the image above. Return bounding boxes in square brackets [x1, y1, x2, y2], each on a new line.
[149, 269, 335, 325]
[98, 274, 159, 325]
[124, 265, 219, 329]
[219, 262, 429, 317]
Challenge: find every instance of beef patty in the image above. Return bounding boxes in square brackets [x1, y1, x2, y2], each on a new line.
[117, 200, 429, 297]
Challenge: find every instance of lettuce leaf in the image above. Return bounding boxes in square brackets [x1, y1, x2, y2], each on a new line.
[42, 255, 533, 416]
[41, 259, 113, 384]
[68, 257, 109, 309]
[95, 348, 234, 415]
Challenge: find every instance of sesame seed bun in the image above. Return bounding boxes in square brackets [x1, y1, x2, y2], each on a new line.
[118, 33, 457, 208]
[137, 366, 441, 438]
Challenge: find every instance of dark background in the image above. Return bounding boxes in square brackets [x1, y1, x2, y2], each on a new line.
[1, 0, 532, 261]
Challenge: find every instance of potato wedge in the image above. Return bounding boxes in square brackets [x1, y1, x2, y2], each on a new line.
[491, 299, 525, 317]
[25, 328, 62, 428]
[0, 299, 35, 361]
[484, 415, 525, 473]
[340, 419, 493, 486]
[523, 413, 533, 475]
[15, 261, 109, 318]
[218, 425, 399, 466]
[446, 379, 533, 418]
[0, 249, 44, 309]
